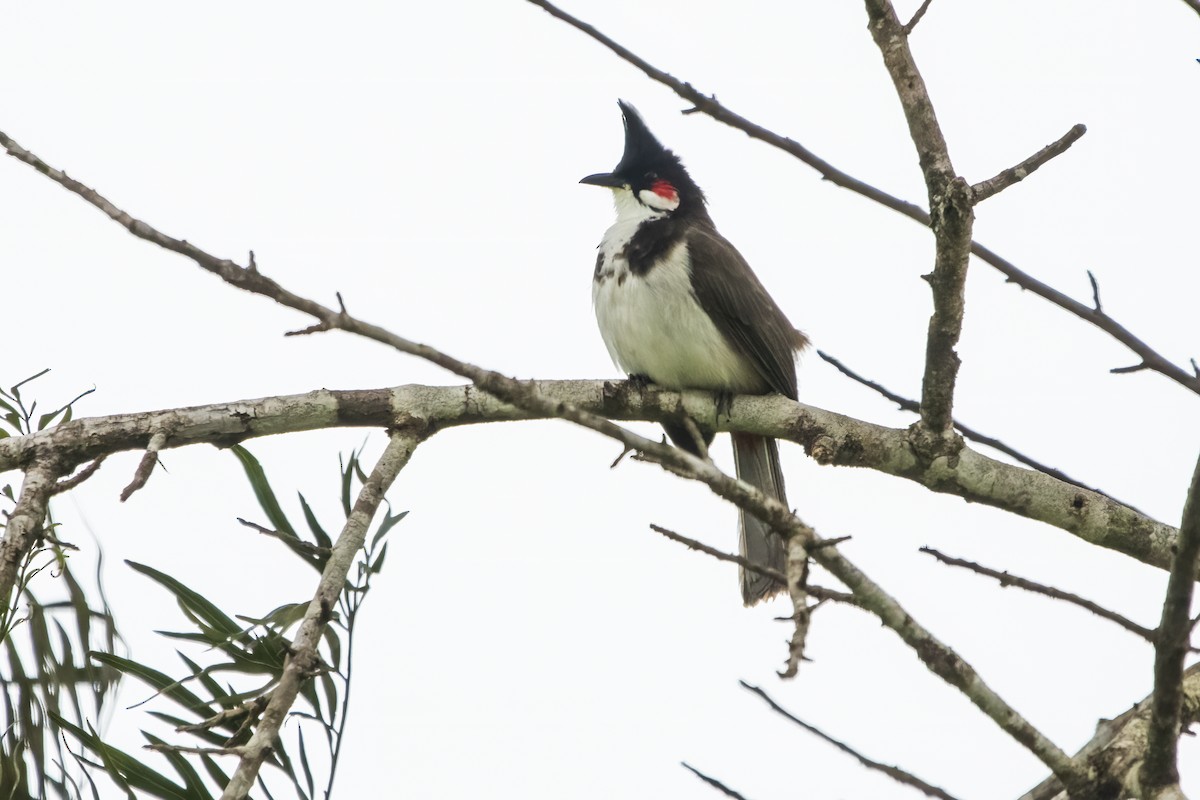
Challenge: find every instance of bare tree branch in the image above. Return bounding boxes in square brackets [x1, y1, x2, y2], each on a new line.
[650, 524, 855, 607]
[681, 762, 752, 800]
[0, 459, 63, 615]
[902, 0, 936, 34]
[920, 547, 1158, 643]
[969, 124, 1087, 204]
[816, 350, 1137, 509]
[1019, 662, 1200, 800]
[50, 456, 105, 495]
[0, 381, 1183, 579]
[863, 0, 973, 440]
[780, 535, 812, 678]
[1139, 450, 1200, 796]
[219, 428, 425, 799]
[120, 430, 167, 502]
[741, 681, 962, 800]
[520, 1, 1200, 399]
[650, 523, 786, 584]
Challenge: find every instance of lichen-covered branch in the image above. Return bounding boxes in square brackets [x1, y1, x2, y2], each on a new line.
[0, 383, 1182, 579]
[0, 459, 63, 617]
[1018, 662, 1200, 800]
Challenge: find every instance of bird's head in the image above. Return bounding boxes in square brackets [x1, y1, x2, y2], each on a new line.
[580, 100, 706, 216]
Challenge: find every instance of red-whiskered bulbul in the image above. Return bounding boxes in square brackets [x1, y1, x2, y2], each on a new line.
[581, 101, 809, 605]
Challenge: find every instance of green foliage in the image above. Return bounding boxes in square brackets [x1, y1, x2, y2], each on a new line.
[0, 371, 118, 800]
[57, 444, 403, 799]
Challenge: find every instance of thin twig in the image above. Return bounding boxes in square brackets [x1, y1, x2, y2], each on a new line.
[817, 350, 1141, 512]
[901, 0, 936, 33]
[51, 456, 105, 495]
[520, 1, 1200, 398]
[1088, 270, 1103, 313]
[145, 743, 245, 757]
[120, 431, 167, 502]
[920, 547, 1158, 642]
[780, 536, 812, 679]
[650, 523, 786, 584]
[236, 518, 330, 557]
[969, 124, 1087, 204]
[741, 681, 962, 800]
[680, 762, 752, 800]
[1140, 450, 1200, 794]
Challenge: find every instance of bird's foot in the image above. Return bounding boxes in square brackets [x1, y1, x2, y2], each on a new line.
[715, 389, 735, 421]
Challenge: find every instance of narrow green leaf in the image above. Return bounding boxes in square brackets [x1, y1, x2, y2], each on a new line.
[368, 542, 389, 576]
[323, 626, 342, 670]
[298, 493, 332, 551]
[126, 562, 240, 639]
[177, 653, 230, 707]
[36, 410, 61, 431]
[297, 726, 315, 800]
[319, 672, 339, 727]
[141, 732, 214, 800]
[339, 453, 354, 517]
[198, 754, 230, 794]
[145, 712, 229, 748]
[371, 508, 408, 550]
[89, 653, 210, 716]
[229, 445, 296, 538]
[235, 601, 308, 632]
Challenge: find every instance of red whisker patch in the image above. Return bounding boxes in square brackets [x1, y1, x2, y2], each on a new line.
[651, 179, 678, 200]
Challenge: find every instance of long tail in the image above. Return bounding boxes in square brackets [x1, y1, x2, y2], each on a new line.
[731, 433, 787, 605]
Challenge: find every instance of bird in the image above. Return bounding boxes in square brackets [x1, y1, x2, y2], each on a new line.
[581, 100, 809, 605]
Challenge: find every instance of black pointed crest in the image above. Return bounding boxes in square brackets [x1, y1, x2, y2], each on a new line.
[579, 100, 705, 209]
[613, 100, 670, 175]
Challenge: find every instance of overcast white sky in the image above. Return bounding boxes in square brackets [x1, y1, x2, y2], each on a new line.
[3, 1, 1199, 797]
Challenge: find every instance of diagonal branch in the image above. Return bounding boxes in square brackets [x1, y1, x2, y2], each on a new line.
[1139, 449, 1200, 796]
[680, 763, 751, 800]
[0, 459, 64, 617]
[902, 0, 937, 33]
[970, 124, 1087, 204]
[920, 547, 1158, 643]
[741, 681, 962, 800]
[1019, 662, 1200, 800]
[218, 428, 426, 799]
[521, 0, 1200, 398]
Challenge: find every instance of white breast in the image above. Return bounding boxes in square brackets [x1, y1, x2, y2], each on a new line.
[591, 191, 765, 393]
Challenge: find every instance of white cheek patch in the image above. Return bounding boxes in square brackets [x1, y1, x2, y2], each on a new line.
[638, 188, 680, 212]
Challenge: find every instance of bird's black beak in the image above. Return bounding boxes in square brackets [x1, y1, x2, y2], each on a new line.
[579, 172, 626, 188]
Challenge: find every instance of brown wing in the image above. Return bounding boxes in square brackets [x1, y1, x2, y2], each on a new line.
[686, 225, 806, 400]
